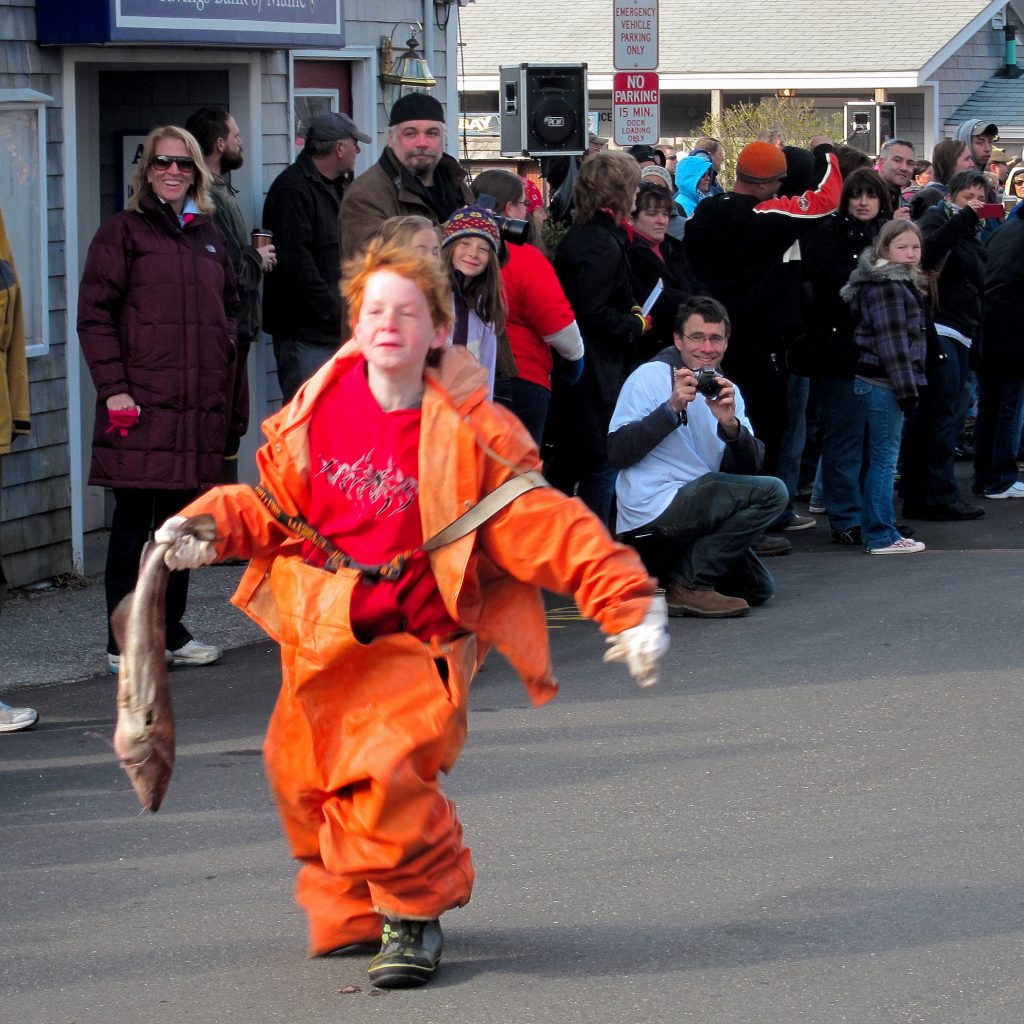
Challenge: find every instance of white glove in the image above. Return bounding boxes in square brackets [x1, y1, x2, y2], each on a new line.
[154, 515, 218, 571]
[602, 594, 670, 688]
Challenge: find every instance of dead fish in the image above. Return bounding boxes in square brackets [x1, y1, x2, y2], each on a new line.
[110, 514, 217, 812]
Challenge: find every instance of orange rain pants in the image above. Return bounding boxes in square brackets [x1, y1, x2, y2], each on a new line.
[262, 557, 478, 956]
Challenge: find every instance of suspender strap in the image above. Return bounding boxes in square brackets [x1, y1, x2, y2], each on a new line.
[421, 470, 547, 551]
[253, 469, 547, 582]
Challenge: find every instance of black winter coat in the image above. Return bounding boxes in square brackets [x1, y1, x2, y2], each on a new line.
[978, 216, 1024, 374]
[552, 212, 646, 455]
[262, 152, 344, 344]
[795, 212, 884, 378]
[627, 233, 704, 361]
[919, 201, 986, 343]
[78, 194, 239, 490]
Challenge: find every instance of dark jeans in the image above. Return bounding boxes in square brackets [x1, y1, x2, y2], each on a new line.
[105, 488, 198, 656]
[273, 337, 338, 404]
[818, 375, 867, 534]
[493, 377, 550, 447]
[900, 336, 966, 509]
[641, 472, 787, 603]
[973, 369, 1024, 495]
[545, 450, 617, 529]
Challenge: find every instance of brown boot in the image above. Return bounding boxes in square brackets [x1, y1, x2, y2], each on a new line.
[665, 582, 750, 618]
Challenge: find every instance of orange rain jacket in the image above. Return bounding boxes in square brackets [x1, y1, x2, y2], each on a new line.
[179, 341, 657, 952]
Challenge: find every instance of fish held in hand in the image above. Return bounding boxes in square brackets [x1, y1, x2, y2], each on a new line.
[111, 514, 217, 812]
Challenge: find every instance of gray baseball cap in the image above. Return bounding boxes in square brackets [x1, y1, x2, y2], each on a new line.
[306, 111, 371, 145]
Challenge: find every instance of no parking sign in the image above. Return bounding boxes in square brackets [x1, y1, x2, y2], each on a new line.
[612, 71, 660, 146]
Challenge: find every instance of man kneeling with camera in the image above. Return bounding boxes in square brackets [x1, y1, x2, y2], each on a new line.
[608, 296, 787, 618]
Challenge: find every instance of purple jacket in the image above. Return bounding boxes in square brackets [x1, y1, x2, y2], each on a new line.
[78, 194, 239, 490]
[840, 251, 927, 402]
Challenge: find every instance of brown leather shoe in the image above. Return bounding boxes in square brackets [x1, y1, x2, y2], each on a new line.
[664, 582, 750, 618]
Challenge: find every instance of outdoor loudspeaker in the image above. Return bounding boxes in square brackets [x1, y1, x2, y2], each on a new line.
[843, 101, 896, 156]
[500, 63, 588, 157]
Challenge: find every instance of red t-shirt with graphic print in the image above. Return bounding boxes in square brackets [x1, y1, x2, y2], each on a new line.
[302, 359, 459, 642]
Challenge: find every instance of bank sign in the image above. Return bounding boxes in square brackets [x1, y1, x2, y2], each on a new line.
[36, 0, 344, 47]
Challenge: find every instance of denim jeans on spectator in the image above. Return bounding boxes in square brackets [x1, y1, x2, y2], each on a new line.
[273, 337, 338, 404]
[899, 335, 965, 509]
[855, 379, 903, 549]
[493, 377, 550, 447]
[647, 472, 787, 602]
[817, 375, 867, 534]
[972, 369, 1024, 495]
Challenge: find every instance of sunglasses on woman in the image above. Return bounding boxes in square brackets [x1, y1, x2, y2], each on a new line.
[150, 155, 196, 172]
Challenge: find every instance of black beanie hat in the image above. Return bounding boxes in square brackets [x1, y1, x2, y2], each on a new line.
[389, 92, 445, 127]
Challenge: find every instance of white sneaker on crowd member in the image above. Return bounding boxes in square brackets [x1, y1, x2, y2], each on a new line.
[0, 699, 38, 733]
[983, 481, 1024, 499]
[866, 537, 926, 555]
[108, 650, 173, 674]
[168, 639, 222, 666]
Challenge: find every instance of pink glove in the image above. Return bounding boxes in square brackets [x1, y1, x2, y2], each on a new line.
[106, 405, 140, 437]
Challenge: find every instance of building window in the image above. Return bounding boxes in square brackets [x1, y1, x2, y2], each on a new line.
[294, 90, 339, 152]
[0, 91, 51, 355]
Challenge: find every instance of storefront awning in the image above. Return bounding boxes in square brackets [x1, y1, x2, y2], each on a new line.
[37, 0, 344, 48]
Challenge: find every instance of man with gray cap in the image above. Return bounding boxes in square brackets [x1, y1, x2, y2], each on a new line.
[263, 111, 371, 402]
[340, 92, 472, 263]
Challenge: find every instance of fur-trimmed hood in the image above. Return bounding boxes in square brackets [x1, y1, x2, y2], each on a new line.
[840, 249, 921, 304]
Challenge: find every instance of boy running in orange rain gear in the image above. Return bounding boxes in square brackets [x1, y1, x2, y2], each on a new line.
[154, 237, 669, 989]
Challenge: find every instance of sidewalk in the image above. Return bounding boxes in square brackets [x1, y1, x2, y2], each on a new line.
[0, 558, 265, 690]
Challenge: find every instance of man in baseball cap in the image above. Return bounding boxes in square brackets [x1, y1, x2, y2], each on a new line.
[306, 111, 372, 146]
[262, 108, 373, 400]
[341, 92, 473, 263]
[955, 119, 999, 174]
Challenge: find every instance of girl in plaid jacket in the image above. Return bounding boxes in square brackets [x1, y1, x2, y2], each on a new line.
[840, 221, 929, 554]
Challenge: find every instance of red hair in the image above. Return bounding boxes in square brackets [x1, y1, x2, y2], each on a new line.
[342, 236, 453, 332]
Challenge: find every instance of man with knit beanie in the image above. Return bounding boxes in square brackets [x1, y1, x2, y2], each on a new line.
[683, 137, 840, 544]
[340, 92, 473, 265]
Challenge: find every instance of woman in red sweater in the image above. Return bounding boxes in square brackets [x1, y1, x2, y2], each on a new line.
[470, 169, 583, 445]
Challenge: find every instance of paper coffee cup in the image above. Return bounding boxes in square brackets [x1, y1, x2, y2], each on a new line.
[251, 229, 273, 249]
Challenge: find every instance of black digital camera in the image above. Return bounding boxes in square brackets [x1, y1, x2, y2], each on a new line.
[475, 193, 530, 245]
[694, 367, 722, 400]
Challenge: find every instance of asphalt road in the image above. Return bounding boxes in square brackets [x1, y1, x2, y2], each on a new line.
[3, 495, 1024, 1024]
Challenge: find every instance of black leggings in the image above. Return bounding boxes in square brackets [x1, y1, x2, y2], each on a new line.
[104, 487, 198, 655]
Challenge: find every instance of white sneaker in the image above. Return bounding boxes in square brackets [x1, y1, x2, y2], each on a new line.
[0, 699, 38, 733]
[168, 639, 222, 666]
[983, 481, 1024, 499]
[108, 651, 173, 674]
[867, 537, 926, 555]
[808, 501, 827, 515]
